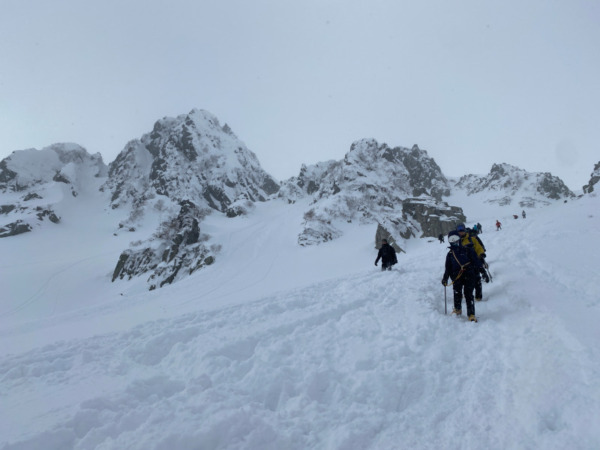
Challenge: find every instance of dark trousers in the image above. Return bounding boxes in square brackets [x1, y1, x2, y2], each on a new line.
[453, 277, 476, 316]
[475, 276, 482, 300]
[381, 262, 393, 271]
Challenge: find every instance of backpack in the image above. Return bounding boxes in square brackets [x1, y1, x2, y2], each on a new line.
[465, 228, 486, 252]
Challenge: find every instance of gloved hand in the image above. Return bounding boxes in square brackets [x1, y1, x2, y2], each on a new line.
[374, 261, 378, 266]
[482, 271, 490, 283]
[441, 278, 448, 286]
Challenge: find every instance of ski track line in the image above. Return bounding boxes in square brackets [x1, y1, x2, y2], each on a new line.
[0, 251, 116, 318]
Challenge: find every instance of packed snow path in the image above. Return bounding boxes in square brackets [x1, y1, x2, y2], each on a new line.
[1, 196, 600, 449]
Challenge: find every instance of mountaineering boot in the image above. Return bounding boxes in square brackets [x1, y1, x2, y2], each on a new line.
[452, 309, 462, 316]
[468, 315, 478, 322]
[475, 297, 482, 302]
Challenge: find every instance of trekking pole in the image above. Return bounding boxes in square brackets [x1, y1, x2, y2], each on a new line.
[444, 285, 447, 314]
[484, 262, 493, 282]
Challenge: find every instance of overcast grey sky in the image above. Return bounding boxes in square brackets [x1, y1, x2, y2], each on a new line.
[1, 0, 599, 189]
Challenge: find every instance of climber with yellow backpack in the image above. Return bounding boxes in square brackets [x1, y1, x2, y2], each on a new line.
[441, 230, 485, 322]
[457, 222, 490, 301]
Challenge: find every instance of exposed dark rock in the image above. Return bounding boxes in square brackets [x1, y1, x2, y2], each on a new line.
[112, 200, 215, 289]
[0, 220, 32, 238]
[36, 209, 60, 223]
[375, 223, 404, 253]
[0, 204, 16, 215]
[583, 161, 600, 194]
[24, 193, 42, 201]
[52, 172, 71, 184]
[402, 198, 467, 238]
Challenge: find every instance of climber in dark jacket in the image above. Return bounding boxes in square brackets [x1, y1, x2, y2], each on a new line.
[375, 239, 397, 271]
[441, 231, 485, 322]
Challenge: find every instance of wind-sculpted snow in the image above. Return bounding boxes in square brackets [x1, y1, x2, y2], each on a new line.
[1, 193, 599, 449]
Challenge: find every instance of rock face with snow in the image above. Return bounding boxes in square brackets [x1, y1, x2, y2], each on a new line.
[583, 161, 600, 194]
[0, 144, 107, 237]
[112, 200, 216, 290]
[454, 163, 575, 207]
[279, 139, 464, 245]
[104, 109, 279, 288]
[102, 109, 279, 218]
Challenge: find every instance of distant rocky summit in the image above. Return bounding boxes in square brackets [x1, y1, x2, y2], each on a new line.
[0, 143, 107, 237]
[583, 161, 600, 194]
[454, 163, 575, 207]
[102, 109, 279, 218]
[279, 139, 465, 246]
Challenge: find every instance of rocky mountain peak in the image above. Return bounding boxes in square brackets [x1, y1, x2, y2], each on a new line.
[103, 109, 279, 216]
[279, 138, 460, 246]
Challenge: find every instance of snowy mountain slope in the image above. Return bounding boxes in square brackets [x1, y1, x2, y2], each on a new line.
[1, 188, 599, 449]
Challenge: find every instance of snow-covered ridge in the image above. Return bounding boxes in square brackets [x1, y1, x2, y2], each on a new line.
[0, 144, 108, 237]
[0, 143, 107, 193]
[453, 162, 575, 207]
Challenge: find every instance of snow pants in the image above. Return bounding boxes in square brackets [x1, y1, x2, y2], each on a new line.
[475, 275, 482, 300]
[381, 262, 393, 271]
[453, 277, 476, 316]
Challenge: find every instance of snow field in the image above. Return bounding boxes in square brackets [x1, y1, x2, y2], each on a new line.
[1, 194, 600, 449]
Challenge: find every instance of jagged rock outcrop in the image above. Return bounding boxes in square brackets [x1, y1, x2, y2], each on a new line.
[374, 223, 404, 253]
[401, 198, 466, 238]
[102, 109, 280, 222]
[280, 139, 460, 245]
[454, 163, 575, 207]
[583, 161, 600, 194]
[0, 220, 32, 238]
[112, 200, 215, 290]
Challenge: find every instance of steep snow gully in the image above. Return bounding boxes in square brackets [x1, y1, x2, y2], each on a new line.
[1, 195, 600, 449]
